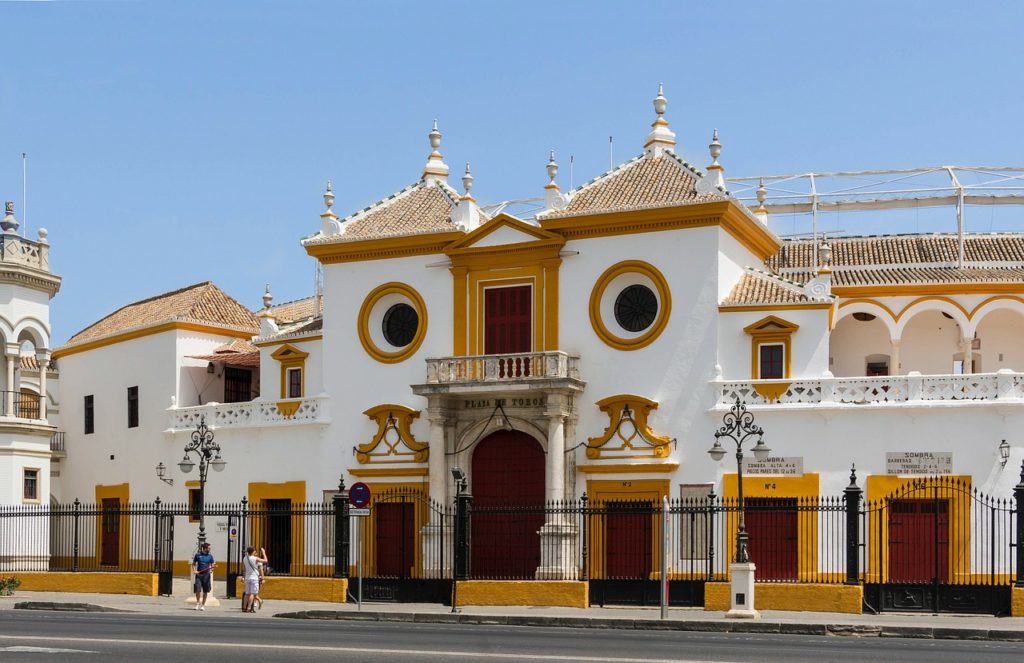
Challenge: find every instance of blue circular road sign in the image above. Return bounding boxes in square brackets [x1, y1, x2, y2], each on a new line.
[349, 482, 371, 508]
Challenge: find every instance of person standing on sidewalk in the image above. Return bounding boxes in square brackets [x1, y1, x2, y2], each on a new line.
[191, 542, 216, 611]
[242, 546, 268, 613]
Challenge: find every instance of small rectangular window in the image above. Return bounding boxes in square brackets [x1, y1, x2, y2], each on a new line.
[127, 386, 139, 428]
[23, 468, 39, 501]
[188, 488, 202, 523]
[287, 367, 302, 398]
[84, 395, 94, 435]
[758, 344, 785, 380]
[223, 367, 252, 403]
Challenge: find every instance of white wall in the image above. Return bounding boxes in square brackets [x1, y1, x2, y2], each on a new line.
[900, 310, 964, 375]
[829, 315, 892, 376]
[717, 308, 831, 380]
[976, 309, 1024, 371]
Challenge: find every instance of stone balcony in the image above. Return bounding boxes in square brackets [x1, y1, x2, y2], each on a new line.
[715, 369, 1024, 410]
[165, 395, 331, 432]
[416, 351, 585, 395]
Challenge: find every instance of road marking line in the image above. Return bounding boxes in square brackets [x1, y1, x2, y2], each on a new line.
[1, 646, 97, 653]
[0, 635, 733, 662]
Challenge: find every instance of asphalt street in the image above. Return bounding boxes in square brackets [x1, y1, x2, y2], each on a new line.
[1, 610, 1023, 663]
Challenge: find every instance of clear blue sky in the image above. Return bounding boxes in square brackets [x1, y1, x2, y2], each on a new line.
[2, 1, 1023, 345]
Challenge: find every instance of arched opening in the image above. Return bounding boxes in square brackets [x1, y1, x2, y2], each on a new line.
[899, 310, 964, 375]
[974, 308, 1024, 372]
[829, 313, 893, 376]
[470, 430, 545, 578]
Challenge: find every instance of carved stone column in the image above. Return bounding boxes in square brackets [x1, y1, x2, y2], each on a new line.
[890, 339, 901, 375]
[961, 337, 974, 374]
[537, 393, 577, 580]
[36, 352, 49, 420]
[422, 401, 450, 578]
[4, 344, 18, 416]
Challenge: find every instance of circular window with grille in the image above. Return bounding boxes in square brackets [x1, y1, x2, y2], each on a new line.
[358, 282, 427, 363]
[589, 261, 671, 351]
[382, 303, 419, 347]
[614, 284, 658, 332]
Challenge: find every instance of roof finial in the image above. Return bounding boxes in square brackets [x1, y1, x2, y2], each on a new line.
[704, 128, 725, 190]
[643, 84, 676, 157]
[546, 150, 559, 185]
[544, 150, 567, 211]
[461, 162, 474, 198]
[754, 177, 769, 225]
[323, 180, 334, 212]
[262, 284, 273, 310]
[1, 201, 18, 233]
[422, 119, 450, 182]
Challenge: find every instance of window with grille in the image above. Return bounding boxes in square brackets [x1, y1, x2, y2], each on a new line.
[758, 344, 785, 380]
[23, 468, 39, 501]
[127, 386, 139, 428]
[287, 367, 302, 398]
[84, 395, 94, 434]
[224, 367, 252, 403]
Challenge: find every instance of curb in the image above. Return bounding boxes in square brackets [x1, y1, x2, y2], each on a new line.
[15, 602, 130, 613]
[275, 610, 1024, 642]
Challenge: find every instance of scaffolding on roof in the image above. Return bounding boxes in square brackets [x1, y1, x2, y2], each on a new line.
[726, 166, 1024, 266]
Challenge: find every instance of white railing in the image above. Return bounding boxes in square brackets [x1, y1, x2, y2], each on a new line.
[166, 396, 329, 431]
[716, 370, 1024, 408]
[2, 235, 49, 271]
[425, 351, 581, 384]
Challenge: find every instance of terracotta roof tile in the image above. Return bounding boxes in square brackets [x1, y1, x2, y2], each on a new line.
[63, 282, 259, 347]
[189, 339, 261, 368]
[307, 181, 461, 244]
[540, 153, 722, 220]
[265, 296, 321, 324]
[768, 234, 1024, 288]
[721, 270, 813, 306]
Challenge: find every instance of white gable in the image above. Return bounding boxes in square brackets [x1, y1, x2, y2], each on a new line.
[468, 224, 542, 248]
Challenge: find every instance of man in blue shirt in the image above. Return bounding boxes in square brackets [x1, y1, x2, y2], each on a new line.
[191, 542, 216, 611]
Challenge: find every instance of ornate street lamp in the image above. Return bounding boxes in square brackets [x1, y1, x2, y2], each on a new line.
[178, 416, 226, 547]
[709, 398, 771, 564]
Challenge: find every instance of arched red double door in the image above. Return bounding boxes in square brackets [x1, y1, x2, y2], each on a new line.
[470, 430, 545, 578]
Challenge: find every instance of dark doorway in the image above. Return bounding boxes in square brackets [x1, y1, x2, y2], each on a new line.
[744, 498, 798, 580]
[264, 499, 292, 574]
[471, 430, 545, 577]
[889, 499, 949, 583]
[606, 501, 652, 579]
[375, 502, 415, 578]
[100, 498, 120, 566]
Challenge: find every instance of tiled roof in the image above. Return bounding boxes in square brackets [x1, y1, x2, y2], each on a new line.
[539, 153, 723, 220]
[19, 355, 58, 372]
[64, 282, 260, 347]
[306, 180, 462, 243]
[721, 269, 814, 306]
[189, 339, 261, 368]
[258, 315, 323, 344]
[768, 234, 1024, 270]
[768, 234, 1024, 288]
[266, 296, 321, 324]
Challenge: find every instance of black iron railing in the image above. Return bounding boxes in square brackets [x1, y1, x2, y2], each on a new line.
[50, 432, 65, 453]
[0, 390, 41, 419]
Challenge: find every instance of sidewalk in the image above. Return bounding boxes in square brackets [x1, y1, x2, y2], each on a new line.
[3, 578, 1023, 643]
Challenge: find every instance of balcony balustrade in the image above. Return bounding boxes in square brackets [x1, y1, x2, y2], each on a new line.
[1, 234, 50, 272]
[424, 351, 581, 385]
[715, 370, 1024, 409]
[166, 395, 330, 431]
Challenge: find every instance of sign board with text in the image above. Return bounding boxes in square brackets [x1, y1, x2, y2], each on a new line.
[886, 452, 953, 475]
[740, 456, 804, 476]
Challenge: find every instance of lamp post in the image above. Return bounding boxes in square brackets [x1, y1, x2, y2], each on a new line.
[709, 398, 771, 562]
[178, 416, 226, 548]
[708, 398, 770, 618]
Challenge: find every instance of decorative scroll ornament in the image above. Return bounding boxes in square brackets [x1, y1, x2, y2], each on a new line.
[586, 395, 673, 459]
[355, 404, 429, 464]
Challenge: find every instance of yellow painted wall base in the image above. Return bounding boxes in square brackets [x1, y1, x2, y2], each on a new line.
[456, 580, 588, 608]
[14, 572, 159, 596]
[235, 576, 348, 603]
[704, 582, 862, 614]
[1012, 586, 1024, 617]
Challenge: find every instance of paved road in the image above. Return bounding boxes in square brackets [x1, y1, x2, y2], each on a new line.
[1, 610, 1023, 662]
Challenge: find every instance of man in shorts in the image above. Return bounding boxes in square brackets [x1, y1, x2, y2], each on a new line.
[242, 546, 268, 613]
[191, 542, 216, 611]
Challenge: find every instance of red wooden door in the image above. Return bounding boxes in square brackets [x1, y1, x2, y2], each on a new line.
[605, 502, 652, 579]
[375, 502, 415, 578]
[888, 499, 949, 583]
[471, 431, 545, 578]
[484, 285, 532, 377]
[101, 498, 120, 566]
[744, 498, 798, 581]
